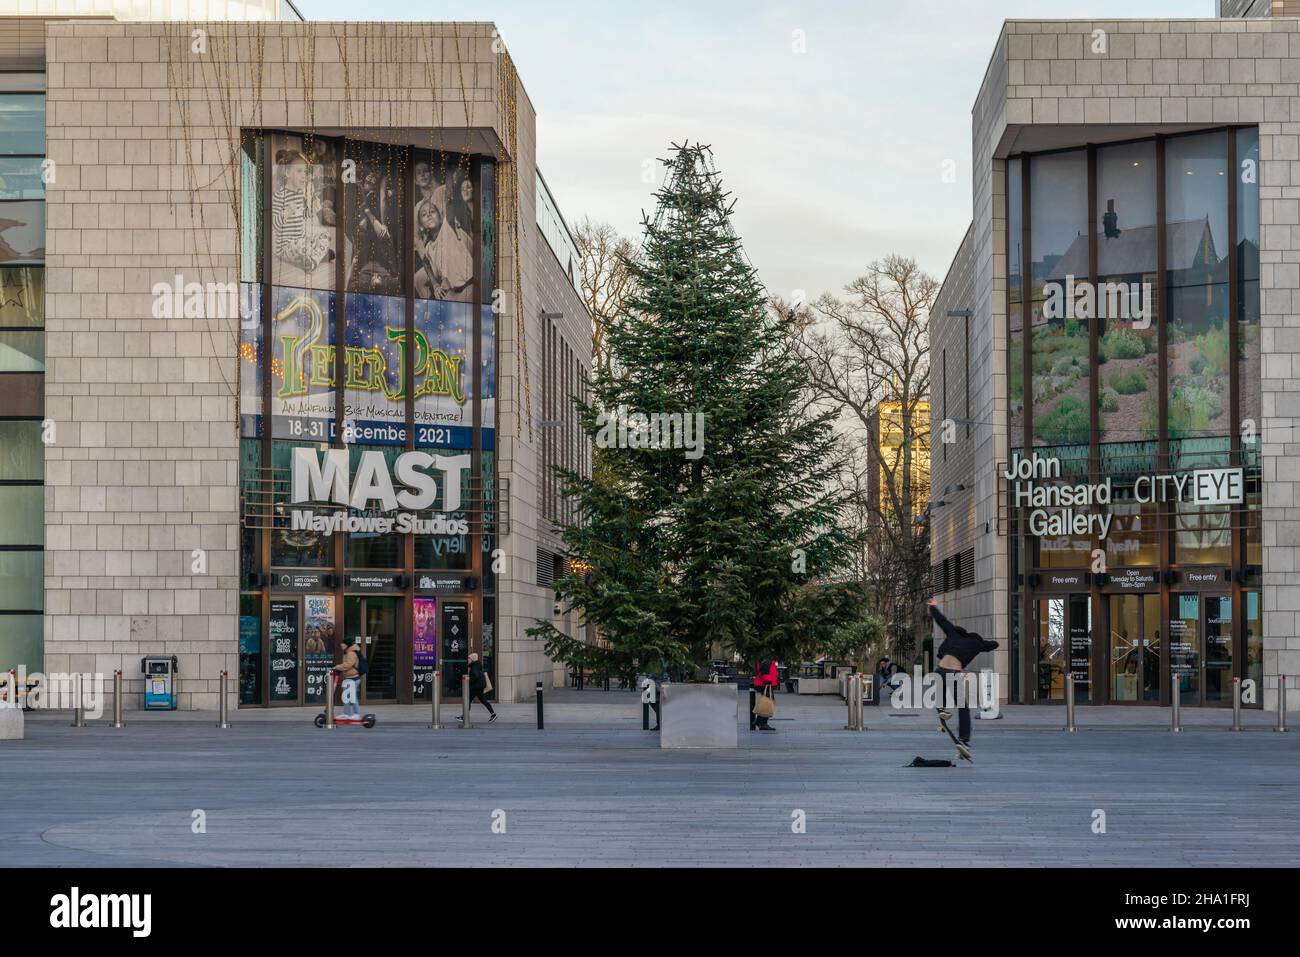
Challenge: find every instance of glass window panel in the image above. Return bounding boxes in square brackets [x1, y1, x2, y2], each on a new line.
[1167, 283, 1230, 440]
[239, 282, 262, 438]
[0, 329, 43, 371]
[1096, 141, 1159, 447]
[345, 443, 403, 569]
[1171, 593, 1201, 705]
[0, 487, 42, 545]
[0, 75, 47, 93]
[1166, 131, 1229, 290]
[1171, 437, 1232, 565]
[270, 441, 332, 568]
[413, 298, 472, 449]
[1245, 590, 1262, 698]
[480, 160, 496, 302]
[0, 420, 42, 481]
[344, 292, 408, 448]
[239, 592, 263, 705]
[0, 95, 44, 156]
[240, 438, 261, 584]
[270, 133, 337, 292]
[1008, 158, 1024, 446]
[1030, 149, 1088, 302]
[269, 286, 335, 442]
[0, 201, 45, 263]
[1238, 128, 1261, 475]
[344, 140, 405, 296]
[0, 551, 42, 610]
[240, 134, 263, 284]
[0, 157, 44, 201]
[1030, 150, 1088, 448]
[0, 613, 42, 673]
[413, 149, 475, 302]
[0, 265, 43, 327]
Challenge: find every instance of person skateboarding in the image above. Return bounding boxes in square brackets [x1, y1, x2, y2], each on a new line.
[927, 598, 998, 762]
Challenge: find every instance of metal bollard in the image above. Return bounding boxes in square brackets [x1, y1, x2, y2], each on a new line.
[461, 673, 471, 728]
[1277, 677, 1289, 733]
[850, 674, 864, 731]
[217, 669, 230, 729]
[1231, 676, 1242, 732]
[1064, 672, 1076, 732]
[1170, 675, 1182, 733]
[536, 680, 544, 730]
[854, 674, 863, 730]
[71, 670, 85, 722]
[324, 672, 336, 729]
[845, 674, 857, 730]
[112, 670, 125, 728]
[429, 670, 442, 729]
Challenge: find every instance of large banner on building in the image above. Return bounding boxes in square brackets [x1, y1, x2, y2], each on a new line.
[270, 287, 337, 443]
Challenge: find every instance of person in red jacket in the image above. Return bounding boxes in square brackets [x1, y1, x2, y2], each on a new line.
[752, 659, 779, 732]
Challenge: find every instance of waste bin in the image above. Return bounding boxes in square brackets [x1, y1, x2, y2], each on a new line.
[141, 655, 179, 710]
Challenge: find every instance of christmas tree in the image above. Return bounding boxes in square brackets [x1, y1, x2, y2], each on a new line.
[533, 143, 862, 683]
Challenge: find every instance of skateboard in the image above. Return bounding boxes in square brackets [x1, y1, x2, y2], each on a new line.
[938, 711, 973, 763]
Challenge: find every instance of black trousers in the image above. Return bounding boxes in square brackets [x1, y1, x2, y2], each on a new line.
[935, 666, 971, 741]
[472, 690, 495, 715]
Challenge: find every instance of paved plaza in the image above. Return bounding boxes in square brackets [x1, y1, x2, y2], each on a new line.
[4, 690, 1298, 867]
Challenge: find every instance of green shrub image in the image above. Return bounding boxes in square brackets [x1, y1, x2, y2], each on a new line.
[1099, 388, 1120, 413]
[1065, 317, 1083, 338]
[1009, 352, 1023, 402]
[1168, 388, 1224, 438]
[1194, 323, 1230, 379]
[1189, 353, 1206, 375]
[1052, 355, 1082, 377]
[1033, 396, 1090, 445]
[1101, 328, 1146, 361]
[1110, 369, 1147, 395]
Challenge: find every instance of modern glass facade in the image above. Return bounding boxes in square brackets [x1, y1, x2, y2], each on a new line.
[1005, 128, 1262, 706]
[0, 72, 45, 675]
[238, 131, 497, 707]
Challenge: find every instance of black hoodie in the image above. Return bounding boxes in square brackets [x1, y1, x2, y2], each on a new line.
[930, 605, 999, 669]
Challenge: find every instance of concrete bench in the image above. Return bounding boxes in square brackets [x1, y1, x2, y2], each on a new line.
[0, 707, 23, 740]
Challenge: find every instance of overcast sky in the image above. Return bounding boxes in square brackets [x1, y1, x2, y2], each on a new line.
[300, 0, 1214, 300]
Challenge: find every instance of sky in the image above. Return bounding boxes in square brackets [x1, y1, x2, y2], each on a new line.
[299, 0, 1215, 301]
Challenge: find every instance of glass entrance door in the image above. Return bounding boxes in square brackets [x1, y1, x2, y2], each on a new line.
[1108, 593, 1161, 703]
[1036, 594, 1091, 702]
[1171, 593, 1201, 706]
[1204, 594, 1233, 704]
[344, 595, 400, 702]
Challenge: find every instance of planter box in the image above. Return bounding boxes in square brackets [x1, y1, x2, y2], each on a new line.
[0, 707, 23, 740]
[659, 682, 738, 749]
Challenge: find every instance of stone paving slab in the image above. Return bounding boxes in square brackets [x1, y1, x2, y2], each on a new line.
[3, 712, 1297, 867]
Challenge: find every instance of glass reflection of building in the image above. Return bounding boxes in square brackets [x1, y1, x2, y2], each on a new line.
[237, 131, 497, 707]
[1007, 128, 1262, 707]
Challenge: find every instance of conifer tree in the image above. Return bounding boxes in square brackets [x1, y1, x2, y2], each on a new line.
[532, 144, 862, 682]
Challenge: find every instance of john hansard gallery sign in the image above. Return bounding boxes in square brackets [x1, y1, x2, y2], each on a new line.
[1004, 453, 1243, 540]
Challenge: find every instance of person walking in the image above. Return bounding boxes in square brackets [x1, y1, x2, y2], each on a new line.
[752, 658, 778, 732]
[927, 598, 998, 758]
[331, 640, 363, 721]
[457, 652, 497, 723]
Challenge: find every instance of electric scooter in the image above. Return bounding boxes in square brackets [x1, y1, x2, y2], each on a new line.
[315, 711, 375, 728]
[314, 671, 376, 728]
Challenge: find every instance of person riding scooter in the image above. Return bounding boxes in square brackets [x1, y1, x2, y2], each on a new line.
[331, 640, 363, 722]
